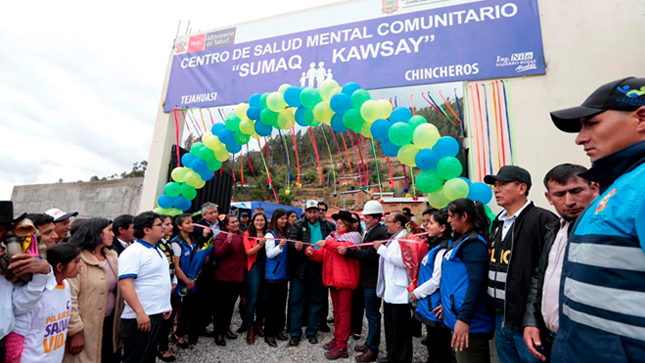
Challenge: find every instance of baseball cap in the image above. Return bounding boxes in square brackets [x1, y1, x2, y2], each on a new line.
[551, 77, 645, 133]
[305, 200, 319, 211]
[45, 208, 79, 223]
[484, 166, 532, 188]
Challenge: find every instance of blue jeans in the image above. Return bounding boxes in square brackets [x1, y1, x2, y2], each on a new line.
[289, 267, 325, 337]
[363, 287, 381, 353]
[496, 314, 541, 363]
[246, 262, 266, 326]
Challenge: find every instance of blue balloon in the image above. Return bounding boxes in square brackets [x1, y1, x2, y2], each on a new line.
[158, 195, 173, 209]
[284, 87, 302, 108]
[371, 119, 391, 143]
[255, 120, 273, 136]
[468, 182, 493, 204]
[181, 153, 196, 167]
[415, 149, 440, 171]
[381, 140, 401, 157]
[390, 107, 413, 123]
[218, 129, 235, 145]
[199, 170, 214, 182]
[330, 113, 348, 133]
[342, 82, 361, 97]
[211, 123, 226, 136]
[295, 106, 308, 127]
[433, 136, 460, 158]
[172, 196, 192, 211]
[246, 107, 262, 121]
[225, 141, 242, 154]
[249, 93, 262, 108]
[191, 158, 208, 172]
[330, 93, 352, 114]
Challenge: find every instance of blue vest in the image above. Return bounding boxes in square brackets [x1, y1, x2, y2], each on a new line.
[416, 242, 449, 325]
[172, 236, 198, 294]
[265, 231, 289, 281]
[440, 233, 493, 334]
[552, 160, 645, 363]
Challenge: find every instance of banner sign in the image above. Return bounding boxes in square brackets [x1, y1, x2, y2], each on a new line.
[164, 0, 545, 111]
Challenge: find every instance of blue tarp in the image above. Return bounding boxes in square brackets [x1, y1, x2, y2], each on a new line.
[230, 201, 301, 219]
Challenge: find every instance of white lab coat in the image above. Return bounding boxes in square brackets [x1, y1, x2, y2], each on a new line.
[376, 229, 410, 304]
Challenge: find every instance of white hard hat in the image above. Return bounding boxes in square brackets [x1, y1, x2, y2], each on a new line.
[362, 201, 384, 215]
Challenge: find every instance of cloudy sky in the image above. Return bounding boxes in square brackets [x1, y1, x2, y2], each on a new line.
[0, 0, 345, 199]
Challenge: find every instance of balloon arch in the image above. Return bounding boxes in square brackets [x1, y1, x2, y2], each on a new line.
[154, 80, 492, 216]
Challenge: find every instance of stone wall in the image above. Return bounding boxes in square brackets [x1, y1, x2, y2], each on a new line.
[11, 178, 144, 219]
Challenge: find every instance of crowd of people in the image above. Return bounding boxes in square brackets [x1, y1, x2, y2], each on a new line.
[0, 77, 644, 363]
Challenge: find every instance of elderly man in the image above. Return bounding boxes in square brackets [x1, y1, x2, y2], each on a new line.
[549, 77, 645, 363]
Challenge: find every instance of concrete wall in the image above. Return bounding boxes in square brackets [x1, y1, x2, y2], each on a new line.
[11, 178, 144, 219]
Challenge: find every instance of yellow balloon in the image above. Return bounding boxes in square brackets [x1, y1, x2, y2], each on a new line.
[397, 144, 420, 167]
[215, 147, 230, 162]
[378, 99, 393, 119]
[413, 123, 440, 149]
[320, 79, 340, 101]
[239, 118, 255, 135]
[251, 132, 262, 140]
[204, 134, 222, 150]
[196, 180, 206, 189]
[361, 121, 373, 138]
[313, 102, 334, 123]
[277, 109, 296, 129]
[234, 103, 249, 119]
[278, 83, 291, 94]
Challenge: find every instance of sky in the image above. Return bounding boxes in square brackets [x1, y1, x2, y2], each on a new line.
[0, 0, 346, 199]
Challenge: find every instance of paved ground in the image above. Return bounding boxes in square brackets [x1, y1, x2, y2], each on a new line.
[163, 297, 432, 363]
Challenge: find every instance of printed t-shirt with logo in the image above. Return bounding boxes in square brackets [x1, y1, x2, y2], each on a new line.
[12, 281, 71, 363]
[118, 240, 172, 319]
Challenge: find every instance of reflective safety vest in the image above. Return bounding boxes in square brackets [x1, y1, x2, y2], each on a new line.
[440, 233, 493, 334]
[265, 231, 289, 281]
[416, 242, 449, 325]
[552, 160, 645, 363]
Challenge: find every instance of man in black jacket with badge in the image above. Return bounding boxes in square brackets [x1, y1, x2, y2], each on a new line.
[339, 201, 389, 362]
[485, 166, 558, 363]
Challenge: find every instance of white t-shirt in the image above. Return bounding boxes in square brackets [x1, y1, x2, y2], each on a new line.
[13, 281, 71, 363]
[118, 240, 172, 319]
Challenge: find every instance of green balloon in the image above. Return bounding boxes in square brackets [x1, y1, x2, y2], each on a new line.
[190, 142, 206, 158]
[436, 156, 463, 180]
[427, 189, 450, 209]
[206, 158, 222, 171]
[200, 148, 215, 161]
[260, 92, 270, 109]
[388, 122, 413, 146]
[443, 178, 470, 201]
[416, 171, 443, 193]
[168, 208, 183, 216]
[301, 108, 319, 126]
[408, 115, 427, 129]
[234, 130, 251, 144]
[300, 87, 322, 109]
[260, 109, 279, 125]
[225, 113, 241, 131]
[180, 183, 197, 200]
[163, 182, 182, 197]
[342, 109, 364, 132]
[351, 89, 371, 109]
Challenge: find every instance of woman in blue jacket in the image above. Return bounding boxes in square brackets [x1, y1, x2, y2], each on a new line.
[442, 199, 494, 363]
[263, 208, 290, 347]
[411, 209, 453, 363]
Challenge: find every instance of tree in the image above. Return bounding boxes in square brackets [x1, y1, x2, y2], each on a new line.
[88, 160, 148, 182]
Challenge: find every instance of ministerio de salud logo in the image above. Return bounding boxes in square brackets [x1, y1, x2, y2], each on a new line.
[382, 0, 399, 14]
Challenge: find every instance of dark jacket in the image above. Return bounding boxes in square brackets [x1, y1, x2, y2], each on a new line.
[191, 218, 225, 245]
[524, 219, 574, 331]
[490, 202, 558, 333]
[110, 237, 128, 256]
[288, 217, 332, 280]
[345, 223, 389, 288]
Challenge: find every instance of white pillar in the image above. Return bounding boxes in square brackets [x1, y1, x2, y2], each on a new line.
[139, 44, 185, 212]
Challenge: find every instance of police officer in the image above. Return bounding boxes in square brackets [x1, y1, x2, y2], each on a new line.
[549, 77, 645, 362]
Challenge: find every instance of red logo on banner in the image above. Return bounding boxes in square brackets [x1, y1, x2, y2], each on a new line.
[188, 34, 206, 53]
